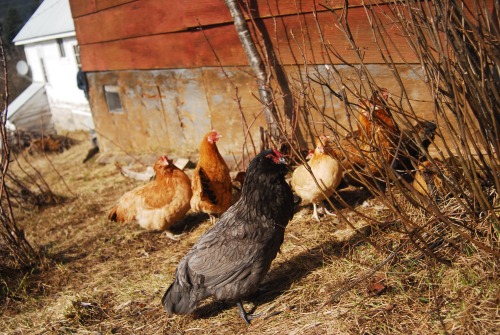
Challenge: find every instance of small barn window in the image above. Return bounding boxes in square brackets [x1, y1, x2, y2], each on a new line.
[104, 85, 123, 113]
[57, 38, 66, 58]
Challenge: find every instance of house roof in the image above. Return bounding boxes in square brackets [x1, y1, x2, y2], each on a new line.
[13, 0, 75, 46]
[7, 82, 46, 119]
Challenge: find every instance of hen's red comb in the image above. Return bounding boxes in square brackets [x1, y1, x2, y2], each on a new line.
[272, 149, 282, 157]
[159, 155, 170, 165]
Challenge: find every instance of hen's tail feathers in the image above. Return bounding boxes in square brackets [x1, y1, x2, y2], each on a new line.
[83, 146, 99, 163]
[162, 280, 194, 315]
[108, 206, 118, 222]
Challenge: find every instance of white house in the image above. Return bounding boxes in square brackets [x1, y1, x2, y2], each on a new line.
[8, 0, 93, 134]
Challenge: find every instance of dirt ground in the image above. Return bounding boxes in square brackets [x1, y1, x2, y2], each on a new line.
[1, 132, 498, 335]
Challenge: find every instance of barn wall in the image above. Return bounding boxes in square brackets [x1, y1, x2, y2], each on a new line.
[69, 0, 480, 158]
[87, 67, 268, 161]
[88, 64, 439, 160]
[72, 0, 415, 71]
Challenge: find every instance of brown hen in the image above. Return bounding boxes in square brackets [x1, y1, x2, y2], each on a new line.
[331, 89, 402, 178]
[108, 155, 192, 239]
[190, 130, 232, 223]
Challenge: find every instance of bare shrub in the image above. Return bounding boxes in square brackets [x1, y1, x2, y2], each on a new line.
[0, 26, 38, 273]
[240, 0, 498, 272]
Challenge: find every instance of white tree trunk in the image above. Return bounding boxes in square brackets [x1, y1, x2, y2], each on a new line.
[224, 0, 280, 143]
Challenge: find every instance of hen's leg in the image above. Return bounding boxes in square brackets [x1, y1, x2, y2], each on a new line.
[312, 203, 320, 222]
[320, 203, 335, 216]
[164, 231, 184, 241]
[236, 301, 262, 325]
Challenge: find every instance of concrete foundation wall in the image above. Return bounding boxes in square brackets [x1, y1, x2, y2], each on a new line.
[88, 64, 444, 161]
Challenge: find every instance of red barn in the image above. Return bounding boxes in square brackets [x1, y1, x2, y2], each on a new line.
[68, 0, 462, 160]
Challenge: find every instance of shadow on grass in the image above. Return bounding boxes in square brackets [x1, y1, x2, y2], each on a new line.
[0, 266, 37, 304]
[192, 238, 353, 320]
[329, 185, 375, 209]
[47, 211, 208, 264]
[8, 212, 210, 305]
[170, 212, 210, 235]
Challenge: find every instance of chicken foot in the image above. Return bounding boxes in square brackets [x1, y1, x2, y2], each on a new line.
[318, 204, 335, 216]
[312, 203, 321, 222]
[312, 203, 336, 222]
[209, 214, 217, 225]
[236, 301, 262, 325]
[164, 231, 185, 241]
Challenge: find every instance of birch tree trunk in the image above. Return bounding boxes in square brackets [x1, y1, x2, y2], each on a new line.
[224, 0, 281, 144]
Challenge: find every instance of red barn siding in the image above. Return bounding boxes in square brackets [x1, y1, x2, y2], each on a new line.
[71, 0, 135, 16]
[70, 0, 96, 17]
[73, 0, 368, 43]
[79, 9, 417, 71]
[96, 0, 136, 11]
[70, 0, 403, 71]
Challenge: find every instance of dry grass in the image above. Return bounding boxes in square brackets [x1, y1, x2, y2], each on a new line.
[0, 132, 498, 335]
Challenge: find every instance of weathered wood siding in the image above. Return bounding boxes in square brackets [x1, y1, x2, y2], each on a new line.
[72, 0, 414, 71]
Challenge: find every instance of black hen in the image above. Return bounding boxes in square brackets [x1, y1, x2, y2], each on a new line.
[393, 120, 438, 178]
[400, 120, 437, 162]
[162, 149, 294, 323]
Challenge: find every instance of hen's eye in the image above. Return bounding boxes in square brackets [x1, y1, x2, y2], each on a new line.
[266, 150, 286, 164]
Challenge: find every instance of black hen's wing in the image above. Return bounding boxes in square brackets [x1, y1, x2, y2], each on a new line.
[163, 201, 284, 315]
[186, 204, 278, 291]
[190, 173, 294, 290]
[394, 120, 438, 174]
[199, 167, 218, 205]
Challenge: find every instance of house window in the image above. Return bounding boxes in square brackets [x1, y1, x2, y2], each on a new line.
[104, 85, 123, 113]
[57, 38, 66, 58]
[73, 44, 81, 68]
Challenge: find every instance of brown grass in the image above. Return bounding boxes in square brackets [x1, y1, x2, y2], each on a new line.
[0, 132, 498, 335]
